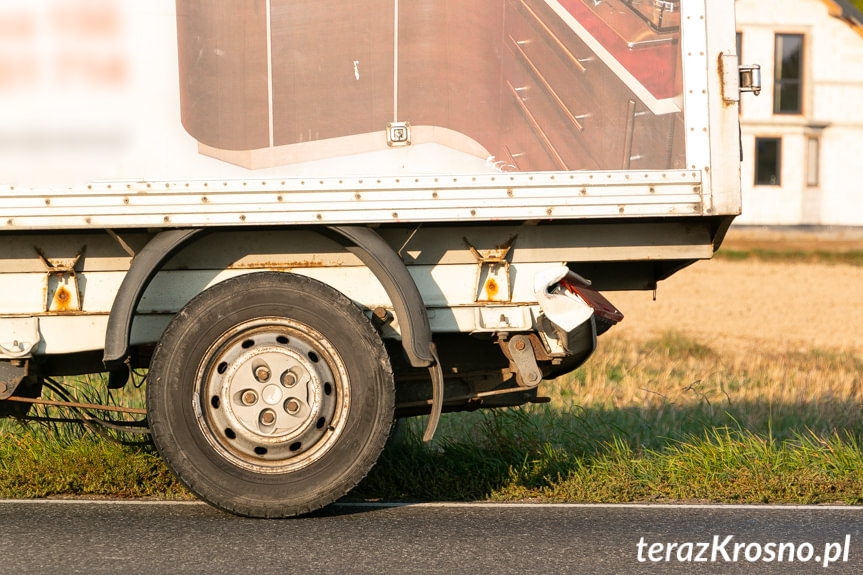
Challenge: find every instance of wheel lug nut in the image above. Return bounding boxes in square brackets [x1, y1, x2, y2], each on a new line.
[284, 398, 301, 414]
[260, 409, 276, 426]
[241, 390, 258, 405]
[254, 366, 271, 382]
[281, 370, 297, 387]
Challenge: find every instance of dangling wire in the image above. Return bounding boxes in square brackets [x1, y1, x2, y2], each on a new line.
[16, 377, 153, 446]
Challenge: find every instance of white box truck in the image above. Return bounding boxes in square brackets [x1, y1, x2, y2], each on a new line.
[0, 0, 758, 516]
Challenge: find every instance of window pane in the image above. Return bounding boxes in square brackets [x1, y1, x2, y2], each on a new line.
[774, 34, 803, 114]
[755, 138, 781, 185]
[776, 36, 802, 80]
[778, 81, 801, 112]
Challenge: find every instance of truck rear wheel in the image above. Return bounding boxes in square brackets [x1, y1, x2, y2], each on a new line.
[147, 272, 394, 517]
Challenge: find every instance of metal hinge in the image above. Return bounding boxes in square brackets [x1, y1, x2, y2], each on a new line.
[720, 53, 761, 103]
[739, 64, 762, 96]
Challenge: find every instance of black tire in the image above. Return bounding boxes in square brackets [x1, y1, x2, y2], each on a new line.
[147, 272, 394, 518]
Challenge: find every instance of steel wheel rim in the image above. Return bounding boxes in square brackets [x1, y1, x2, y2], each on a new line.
[194, 317, 349, 473]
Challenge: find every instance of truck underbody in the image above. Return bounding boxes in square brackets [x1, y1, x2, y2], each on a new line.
[1, 215, 731, 416]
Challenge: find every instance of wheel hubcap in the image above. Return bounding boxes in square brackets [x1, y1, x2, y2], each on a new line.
[195, 318, 349, 473]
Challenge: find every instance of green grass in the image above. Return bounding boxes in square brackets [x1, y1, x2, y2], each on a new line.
[716, 247, 863, 267]
[355, 332, 863, 503]
[355, 414, 863, 504]
[0, 434, 189, 499]
[1, 333, 862, 504]
[0, 373, 191, 499]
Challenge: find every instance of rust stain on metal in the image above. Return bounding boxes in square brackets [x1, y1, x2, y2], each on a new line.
[485, 278, 499, 298]
[226, 259, 332, 270]
[23, 310, 104, 317]
[53, 286, 72, 311]
[717, 52, 735, 108]
[34, 245, 85, 313]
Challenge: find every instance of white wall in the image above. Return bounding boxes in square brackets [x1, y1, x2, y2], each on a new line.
[735, 0, 863, 226]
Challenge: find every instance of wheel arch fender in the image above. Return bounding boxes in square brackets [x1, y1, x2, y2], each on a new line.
[101, 226, 444, 439]
[102, 228, 208, 379]
[323, 226, 435, 367]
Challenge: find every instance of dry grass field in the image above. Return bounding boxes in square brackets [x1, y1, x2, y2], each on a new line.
[567, 226, 863, 441]
[607, 227, 863, 356]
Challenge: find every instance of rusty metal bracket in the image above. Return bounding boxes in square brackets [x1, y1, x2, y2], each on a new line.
[34, 245, 85, 312]
[464, 235, 517, 303]
[505, 335, 543, 387]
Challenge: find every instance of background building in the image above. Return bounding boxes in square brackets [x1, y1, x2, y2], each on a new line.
[735, 0, 863, 226]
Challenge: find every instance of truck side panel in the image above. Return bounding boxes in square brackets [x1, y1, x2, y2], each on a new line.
[0, 1, 713, 195]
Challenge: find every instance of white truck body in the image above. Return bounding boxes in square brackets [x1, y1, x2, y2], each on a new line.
[0, 0, 749, 517]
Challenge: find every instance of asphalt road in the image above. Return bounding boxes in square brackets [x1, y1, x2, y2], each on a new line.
[0, 501, 861, 574]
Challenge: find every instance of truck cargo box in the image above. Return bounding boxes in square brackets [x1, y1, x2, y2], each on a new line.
[0, 0, 754, 517]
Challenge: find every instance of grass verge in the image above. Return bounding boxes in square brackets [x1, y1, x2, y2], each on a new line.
[0, 434, 188, 499]
[715, 247, 863, 266]
[355, 332, 863, 503]
[1, 333, 861, 504]
[356, 418, 863, 504]
[0, 374, 191, 499]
